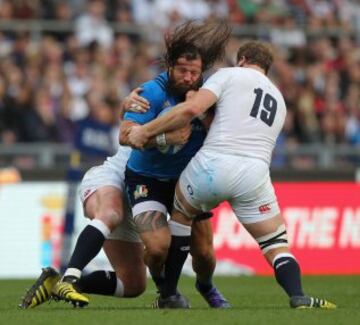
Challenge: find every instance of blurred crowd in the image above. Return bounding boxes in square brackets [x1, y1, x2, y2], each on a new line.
[0, 0, 359, 155]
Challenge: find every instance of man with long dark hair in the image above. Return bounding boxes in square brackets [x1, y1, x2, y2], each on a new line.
[120, 21, 232, 308]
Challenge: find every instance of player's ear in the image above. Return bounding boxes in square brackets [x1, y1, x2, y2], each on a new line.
[238, 56, 246, 67]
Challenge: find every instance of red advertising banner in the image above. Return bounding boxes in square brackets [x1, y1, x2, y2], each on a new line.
[211, 182, 360, 275]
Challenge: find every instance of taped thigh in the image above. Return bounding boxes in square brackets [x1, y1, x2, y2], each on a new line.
[173, 191, 196, 220]
[255, 224, 288, 254]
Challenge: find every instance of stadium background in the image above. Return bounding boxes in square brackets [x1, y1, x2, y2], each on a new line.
[0, 0, 359, 318]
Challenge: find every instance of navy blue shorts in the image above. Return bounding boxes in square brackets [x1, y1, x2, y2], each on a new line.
[125, 167, 212, 221]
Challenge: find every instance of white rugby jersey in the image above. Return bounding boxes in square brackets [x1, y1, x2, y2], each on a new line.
[201, 67, 286, 165]
[104, 144, 131, 171]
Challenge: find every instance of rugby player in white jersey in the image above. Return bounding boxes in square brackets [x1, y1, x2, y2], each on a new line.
[19, 109, 189, 308]
[127, 41, 336, 309]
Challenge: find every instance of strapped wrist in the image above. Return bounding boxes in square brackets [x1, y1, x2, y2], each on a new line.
[156, 133, 167, 147]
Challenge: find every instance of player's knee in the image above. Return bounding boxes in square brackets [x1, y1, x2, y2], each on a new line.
[146, 241, 170, 262]
[96, 207, 123, 230]
[123, 278, 146, 297]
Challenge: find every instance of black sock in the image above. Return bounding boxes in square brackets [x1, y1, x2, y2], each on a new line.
[196, 279, 213, 293]
[273, 256, 304, 297]
[161, 235, 190, 298]
[67, 225, 107, 271]
[77, 271, 117, 296]
[149, 269, 165, 291]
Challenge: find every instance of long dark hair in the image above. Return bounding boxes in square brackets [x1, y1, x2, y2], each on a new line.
[164, 20, 232, 71]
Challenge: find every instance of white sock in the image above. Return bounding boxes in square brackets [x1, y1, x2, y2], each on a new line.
[63, 268, 82, 280]
[114, 277, 124, 297]
[90, 219, 111, 238]
[168, 220, 191, 236]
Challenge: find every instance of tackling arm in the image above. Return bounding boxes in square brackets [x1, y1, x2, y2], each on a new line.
[127, 89, 217, 149]
[145, 89, 217, 137]
[119, 120, 191, 149]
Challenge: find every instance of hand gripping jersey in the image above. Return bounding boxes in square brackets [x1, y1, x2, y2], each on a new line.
[123, 72, 207, 179]
[201, 67, 287, 165]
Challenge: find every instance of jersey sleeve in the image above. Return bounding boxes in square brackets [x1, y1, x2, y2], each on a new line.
[124, 81, 165, 125]
[201, 68, 231, 99]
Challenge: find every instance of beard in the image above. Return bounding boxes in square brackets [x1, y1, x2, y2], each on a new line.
[167, 71, 203, 99]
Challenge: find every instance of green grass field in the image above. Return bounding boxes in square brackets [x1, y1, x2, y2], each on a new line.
[1, 276, 359, 325]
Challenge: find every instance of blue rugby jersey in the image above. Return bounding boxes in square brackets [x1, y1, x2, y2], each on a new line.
[123, 72, 206, 179]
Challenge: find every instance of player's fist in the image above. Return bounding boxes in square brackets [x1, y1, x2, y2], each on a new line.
[128, 125, 149, 149]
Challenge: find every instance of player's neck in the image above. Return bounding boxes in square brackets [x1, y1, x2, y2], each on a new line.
[239, 64, 265, 75]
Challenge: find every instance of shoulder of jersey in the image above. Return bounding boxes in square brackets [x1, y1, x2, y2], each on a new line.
[143, 73, 167, 90]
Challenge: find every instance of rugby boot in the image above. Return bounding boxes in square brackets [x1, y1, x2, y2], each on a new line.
[290, 295, 337, 309]
[195, 281, 231, 308]
[52, 277, 89, 308]
[19, 267, 60, 309]
[153, 293, 191, 309]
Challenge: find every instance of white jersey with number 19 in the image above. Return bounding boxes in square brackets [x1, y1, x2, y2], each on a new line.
[201, 67, 286, 165]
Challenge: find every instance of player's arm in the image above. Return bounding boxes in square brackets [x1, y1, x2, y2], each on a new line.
[128, 89, 217, 149]
[120, 87, 150, 115]
[119, 82, 160, 146]
[186, 90, 214, 131]
[119, 119, 191, 148]
[197, 106, 215, 131]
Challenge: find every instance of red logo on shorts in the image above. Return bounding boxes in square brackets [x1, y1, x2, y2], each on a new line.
[83, 189, 92, 199]
[259, 204, 271, 214]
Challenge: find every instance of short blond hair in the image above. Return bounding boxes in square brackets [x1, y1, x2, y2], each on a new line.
[236, 41, 274, 74]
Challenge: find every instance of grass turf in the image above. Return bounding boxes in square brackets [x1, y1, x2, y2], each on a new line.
[0, 276, 359, 325]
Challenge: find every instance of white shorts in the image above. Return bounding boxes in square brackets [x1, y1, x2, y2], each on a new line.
[79, 151, 140, 242]
[179, 150, 280, 224]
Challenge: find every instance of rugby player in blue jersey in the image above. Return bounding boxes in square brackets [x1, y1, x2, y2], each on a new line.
[120, 21, 231, 308]
[19, 21, 231, 310]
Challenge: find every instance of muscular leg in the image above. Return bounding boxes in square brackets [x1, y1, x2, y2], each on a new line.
[164, 184, 230, 308]
[242, 213, 336, 308]
[62, 186, 125, 281]
[243, 214, 304, 298]
[190, 219, 215, 287]
[134, 211, 171, 289]
[76, 240, 146, 298]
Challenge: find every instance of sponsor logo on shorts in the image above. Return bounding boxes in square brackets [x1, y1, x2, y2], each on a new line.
[259, 204, 271, 214]
[134, 185, 148, 199]
[180, 245, 190, 251]
[187, 184, 194, 196]
[83, 189, 92, 200]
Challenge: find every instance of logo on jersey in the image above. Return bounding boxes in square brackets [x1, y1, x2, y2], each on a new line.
[259, 204, 271, 214]
[134, 185, 149, 199]
[162, 101, 171, 110]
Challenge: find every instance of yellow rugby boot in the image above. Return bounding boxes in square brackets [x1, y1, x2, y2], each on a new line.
[51, 280, 89, 308]
[290, 295, 337, 309]
[19, 267, 60, 309]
